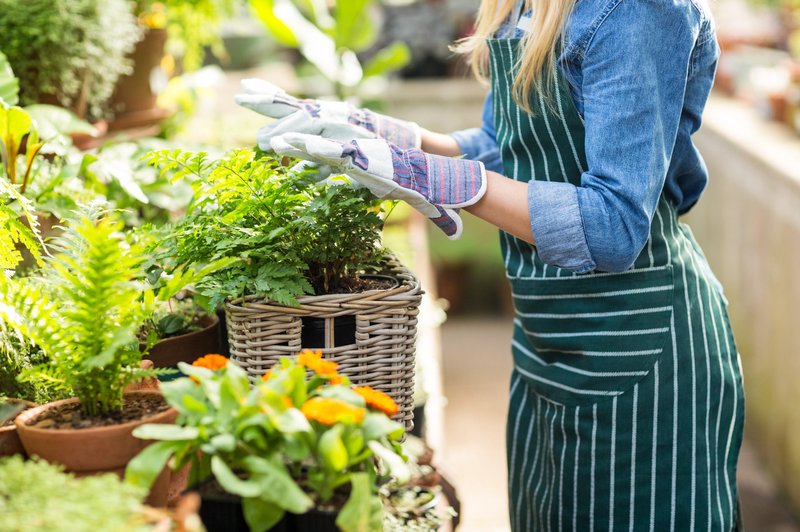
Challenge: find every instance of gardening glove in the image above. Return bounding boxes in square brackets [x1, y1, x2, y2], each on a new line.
[270, 133, 487, 240]
[235, 79, 422, 150]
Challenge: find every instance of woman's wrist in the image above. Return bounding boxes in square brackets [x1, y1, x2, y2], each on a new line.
[420, 128, 463, 157]
[465, 170, 535, 245]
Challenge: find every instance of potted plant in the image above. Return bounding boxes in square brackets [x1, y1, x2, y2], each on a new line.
[126, 351, 409, 532]
[0, 211, 177, 504]
[145, 148, 422, 429]
[0, 0, 142, 121]
[135, 0, 236, 72]
[140, 297, 221, 372]
[0, 455, 204, 531]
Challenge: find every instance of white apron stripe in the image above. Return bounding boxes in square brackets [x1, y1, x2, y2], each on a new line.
[629, 384, 639, 532]
[649, 363, 660, 532]
[516, 306, 672, 319]
[610, 396, 618, 531]
[512, 285, 672, 300]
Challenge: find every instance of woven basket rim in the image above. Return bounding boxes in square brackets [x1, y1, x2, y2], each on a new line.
[225, 256, 421, 312]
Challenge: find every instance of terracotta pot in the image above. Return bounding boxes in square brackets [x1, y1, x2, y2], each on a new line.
[71, 119, 108, 151]
[145, 314, 221, 369]
[14, 391, 177, 505]
[0, 399, 36, 458]
[109, 28, 169, 131]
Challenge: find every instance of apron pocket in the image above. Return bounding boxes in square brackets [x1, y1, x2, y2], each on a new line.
[510, 266, 675, 406]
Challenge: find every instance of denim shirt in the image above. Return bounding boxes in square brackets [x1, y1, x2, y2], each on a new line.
[450, 0, 719, 273]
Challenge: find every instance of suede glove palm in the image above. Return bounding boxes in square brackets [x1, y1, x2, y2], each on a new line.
[270, 133, 486, 239]
[235, 79, 421, 150]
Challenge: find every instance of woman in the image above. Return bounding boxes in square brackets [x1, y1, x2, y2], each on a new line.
[237, 0, 744, 529]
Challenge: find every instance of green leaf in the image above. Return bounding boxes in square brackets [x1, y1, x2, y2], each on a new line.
[0, 106, 33, 181]
[209, 433, 236, 453]
[315, 385, 365, 407]
[333, 0, 374, 52]
[158, 313, 186, 336]
[319, 425, 348, 472]
[24, 104, 95, 140]
[343, 428, 365, 457]
[125, 440, 181, 490]
[363, 42, 411, 79]
[273, 407, 311, 434]
[133, 424, 200, 441]
[249, 0, 300, 47]
[362, 412, 404, 442]
[0, 50, 18, 106]
[243, 498, 285, 532]
[160, 377, 208, 416]
[336, 472, 383, 532]
[241, 455, 313, 513]
[367, 441, 409, 484]
[211, 455, 262, 498]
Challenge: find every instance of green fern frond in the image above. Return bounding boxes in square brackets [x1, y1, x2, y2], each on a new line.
[144, 148, 211, 185]
[1, 212, 152, 416]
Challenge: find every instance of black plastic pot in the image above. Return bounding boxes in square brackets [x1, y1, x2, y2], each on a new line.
[300, 315, 357, 348]
[196, 482, 289, 532]
[216, 305, 231, 357]
[290, 508, 338, 531]
[410, 403, 426, 439]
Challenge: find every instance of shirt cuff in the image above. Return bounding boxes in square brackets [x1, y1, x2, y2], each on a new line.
[528, 180, 596, 274]
[449, 129, 504, 174]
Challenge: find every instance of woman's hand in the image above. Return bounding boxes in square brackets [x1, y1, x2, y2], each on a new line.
[270, 133, 486, 240]
[236, 79, 421, 150]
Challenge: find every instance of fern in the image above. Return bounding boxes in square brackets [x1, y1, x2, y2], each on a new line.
[0, 212, 154, 416]
[146, 148, 386, 308]
[0, 180, 43, 269]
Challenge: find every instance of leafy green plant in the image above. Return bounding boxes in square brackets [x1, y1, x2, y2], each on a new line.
[136, 0, 236, 72]
[126, 352, 407, 532]
[0, 212, 157, 416]
[0, 0, 142, 118]
[0, 456, 148, 532]
[250, 0, 411, 99]
[0, 325, 56, 404]
[145, 147, 386, 309]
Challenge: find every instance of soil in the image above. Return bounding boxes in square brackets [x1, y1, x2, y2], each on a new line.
[27, 394, 170, 430]
[319, 276, 396, 295]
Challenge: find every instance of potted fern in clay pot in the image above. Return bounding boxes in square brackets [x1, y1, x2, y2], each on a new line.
[0, 212, 177, 503]
[145, 148, 422, 430]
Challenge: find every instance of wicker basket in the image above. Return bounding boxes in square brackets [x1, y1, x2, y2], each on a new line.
[225, 257, 423, 430]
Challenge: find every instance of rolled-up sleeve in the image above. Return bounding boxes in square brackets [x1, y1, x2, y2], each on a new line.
[529, 0, 698, 273]
[450, 92, 504, 174]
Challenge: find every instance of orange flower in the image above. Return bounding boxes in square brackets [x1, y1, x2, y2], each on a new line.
[297, 349, 339, 376]
[282, 396, 294, 408]
[329, 374, 343, 385]
[261, 369, 273, 382]
[301, 397, 365, 425]
[192, 354, 229, 371]
[353, 386, 399, 416]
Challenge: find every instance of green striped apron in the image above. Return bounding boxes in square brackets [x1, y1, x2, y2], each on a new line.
[490, 38, 745, 531]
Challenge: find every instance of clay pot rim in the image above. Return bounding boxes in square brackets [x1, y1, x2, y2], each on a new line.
[143, 312, 219, 350]
[14, 390, 174, 435]
[156, 312, 218, 344]
[0, 398, 37, 433]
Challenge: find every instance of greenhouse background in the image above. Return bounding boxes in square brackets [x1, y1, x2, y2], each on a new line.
[1, 0, 800, 530]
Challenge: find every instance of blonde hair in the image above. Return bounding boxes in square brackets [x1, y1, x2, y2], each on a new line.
[454, 0, 577, 114]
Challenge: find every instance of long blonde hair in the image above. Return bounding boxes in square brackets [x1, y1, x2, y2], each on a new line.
[454, 0, 577, 114]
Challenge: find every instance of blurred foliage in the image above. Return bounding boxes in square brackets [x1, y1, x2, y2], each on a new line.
[136, 0, 237, 71]
[0, 457, 147, 532]
[249, 0, 411, 99]
[0, 0, 142, 119]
